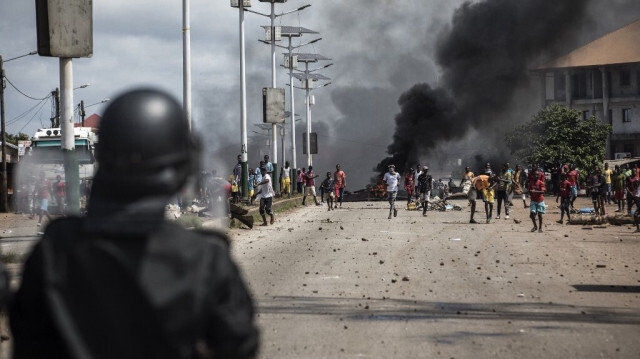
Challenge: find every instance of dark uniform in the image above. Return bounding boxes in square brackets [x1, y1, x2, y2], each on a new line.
[10, 89, 259, 359]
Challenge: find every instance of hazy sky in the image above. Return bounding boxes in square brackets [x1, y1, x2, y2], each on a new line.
[1, 0, 638, 188]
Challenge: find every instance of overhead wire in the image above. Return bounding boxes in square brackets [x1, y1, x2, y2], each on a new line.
[4, 76, 50, 101]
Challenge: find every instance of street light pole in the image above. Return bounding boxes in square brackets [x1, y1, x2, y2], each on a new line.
[248, 1, 311, 193]
[231, 0, 250, 200]
[0, 56, 7, 212]
[183, 0, 192, 130]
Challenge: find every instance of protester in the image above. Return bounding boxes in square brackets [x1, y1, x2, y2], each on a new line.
[321, 172, 336, 211]
[302, 166, 320, 206]
[34, 171, 52, 227]
[280, 161, 291, 197]
[512, 164, 528, 208]
[613, 165, 626, 213]
[626, 170, 639, 216]
[254, 167, 276, 225]
[264, 155, 273, 178]
[461, 166, 474, 195]
[413, 164, 422, 202]
[383, 164, 401, 219]
[334, 164, 347, 208]
[567, 164, 579, 209]
[248, 168, 256, 205]
[632, 179, 640, 232]
[404, 168, 415, 205]
[603, 162, 613, 204]
[482, 174, 497, 223]
[10, 88, 259, 359]
[255, 160, 264, 186]
[229, 174, 240, 204]
[495, 163, 512, 220]
[469, 173, 491, 224]
[529, 170, 546, 232]
[556, 172, 572, 224]
[233, 154, 243, 197]
[588, 166, 605, 216]
[484, 162, 493, 176]
[53, 175, 65, 215]
[417, 166, 433, 217]
[297, 168, 305, 194]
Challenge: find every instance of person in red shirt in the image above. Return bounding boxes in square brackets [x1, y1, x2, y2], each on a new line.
[566, 165, 579, 209]
[529, 170, 546, 233]
[334, 164, 347, 208]
[34, 172, 52, 227]
[404, 168, 414, 205]
[555, 172, 572, 224]
[53, 175, 66, 215]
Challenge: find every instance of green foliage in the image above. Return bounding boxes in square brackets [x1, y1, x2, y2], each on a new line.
[506, 105, 610, 183]
[5, 132, 30, 145]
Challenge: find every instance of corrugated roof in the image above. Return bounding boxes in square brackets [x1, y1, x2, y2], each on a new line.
[536, 19, 640, 70]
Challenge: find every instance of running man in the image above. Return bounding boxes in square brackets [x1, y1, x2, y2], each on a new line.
[567, 165, 579, 209]
[334, 164, 347, 208]
[254, 167, 275, 226]
[512, 164, 528, 208]
[383, 165, 401, 219]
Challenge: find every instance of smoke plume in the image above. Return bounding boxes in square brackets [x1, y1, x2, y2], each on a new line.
[376, 0, 593, 175]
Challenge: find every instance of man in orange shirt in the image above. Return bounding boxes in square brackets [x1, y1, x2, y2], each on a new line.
[468, 173, 494, 224]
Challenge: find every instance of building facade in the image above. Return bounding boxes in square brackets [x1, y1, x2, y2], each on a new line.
[535, 19, 640, 159]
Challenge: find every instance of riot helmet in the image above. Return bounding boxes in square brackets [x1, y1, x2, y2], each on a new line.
[93, 88, 199, 200]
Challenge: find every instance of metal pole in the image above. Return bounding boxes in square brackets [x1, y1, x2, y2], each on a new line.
[80, 100, 86, 127]
[239, 1, 249, 199]
[60, 58, 80, 215]
[288, 37, 297, 194]
[305, 63, 311, 166]
[183, 0, 192, 130]
[0, 56, 7, 212]
[270, 3, 279, 192]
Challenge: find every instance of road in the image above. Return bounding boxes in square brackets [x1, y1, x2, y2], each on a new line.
[229, 198, 640, 359]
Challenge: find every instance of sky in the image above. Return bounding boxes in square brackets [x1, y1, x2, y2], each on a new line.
[1, 0, 638, 189]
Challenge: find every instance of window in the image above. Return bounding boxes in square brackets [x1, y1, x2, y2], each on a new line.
[582, 110, 590, 120]
[622, 108, 632, 123]
[620, 70, 631, 86]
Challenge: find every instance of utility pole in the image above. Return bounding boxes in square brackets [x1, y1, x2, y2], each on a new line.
[0, 56, 7, 212]
[60, 58, 80, 215]
[80, 100, 86, 127]
[52, 88, 60, 128]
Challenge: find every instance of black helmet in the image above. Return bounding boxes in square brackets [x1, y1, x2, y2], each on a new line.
[94, 88, 199, 199]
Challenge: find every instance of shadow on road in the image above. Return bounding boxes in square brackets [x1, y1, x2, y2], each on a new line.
[257, 295, 640, 326]
[572, 284, 640, 293]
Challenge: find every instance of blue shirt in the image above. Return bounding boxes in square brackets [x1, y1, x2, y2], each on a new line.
[264, 162, 273, 174]
[248, 174, 255, 190]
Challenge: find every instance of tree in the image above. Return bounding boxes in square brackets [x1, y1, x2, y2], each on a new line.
[506, 105, 610, 183]
[5, 132, 29, 145]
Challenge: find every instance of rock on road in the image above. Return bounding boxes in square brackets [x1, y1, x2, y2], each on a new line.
[229, 200, 640, 359]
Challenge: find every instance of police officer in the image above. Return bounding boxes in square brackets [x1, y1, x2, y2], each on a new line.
[10, 89, 259, 359]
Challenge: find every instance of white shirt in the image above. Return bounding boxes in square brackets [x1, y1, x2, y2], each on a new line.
[257, 174, 275, 199]
[384, 171, 401, 192]
[414, 170, 422, 185]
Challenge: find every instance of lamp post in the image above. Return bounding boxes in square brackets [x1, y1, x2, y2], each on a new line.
[0, 50, 37, 212]
[230, 0, 252, 200]
[245, 1, 311, 193]
[183, 0, 192, 130]
[78, 98, 109, 127]
[271, 27, 319, 193]
[291, 53, 331, 166]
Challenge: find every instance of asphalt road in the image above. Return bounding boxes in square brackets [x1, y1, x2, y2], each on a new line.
[229, 198, 640, 359]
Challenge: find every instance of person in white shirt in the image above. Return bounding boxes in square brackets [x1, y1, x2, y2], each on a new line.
[413, 163, 422, 202]
[254, 167, 275, 226]
[383, 164, 402, 219]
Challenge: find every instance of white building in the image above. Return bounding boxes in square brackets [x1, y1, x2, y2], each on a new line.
[535, 19, 640, 159]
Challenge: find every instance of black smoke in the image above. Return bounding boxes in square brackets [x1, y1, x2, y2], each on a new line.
[376, 0, 594, 175]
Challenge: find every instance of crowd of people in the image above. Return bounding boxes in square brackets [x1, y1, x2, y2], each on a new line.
[380, 161, 640, 232]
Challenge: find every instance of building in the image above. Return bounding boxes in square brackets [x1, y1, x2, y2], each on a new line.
[534, 19, 640, 159]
